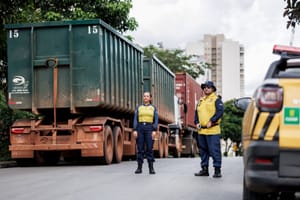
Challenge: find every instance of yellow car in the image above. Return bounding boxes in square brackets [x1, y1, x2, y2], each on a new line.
[234, 45, 300, 200]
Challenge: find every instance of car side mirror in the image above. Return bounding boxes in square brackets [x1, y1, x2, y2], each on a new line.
[234, 97, 252, 111]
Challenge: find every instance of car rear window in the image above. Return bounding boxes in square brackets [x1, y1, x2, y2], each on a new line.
[278, 68, 300, 78]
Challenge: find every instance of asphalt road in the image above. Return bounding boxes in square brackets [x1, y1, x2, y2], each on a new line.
[0, 157, 243, 200]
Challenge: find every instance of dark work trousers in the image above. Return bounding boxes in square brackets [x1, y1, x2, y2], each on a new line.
[136, 123, 155, 164]
[197, 134, 221, 168]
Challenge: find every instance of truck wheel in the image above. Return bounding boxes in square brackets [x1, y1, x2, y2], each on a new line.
[158, 132, 164, 158]
[191, 137, 199, 157]
[173, 149, 181, 158]
[154, 131, 164, 158]
[103, 125, 114, 165]
[35, 151, 60, 166]
[163, 132, 169, 158]
[113, 126, 123, 163]
[15, 158, 35, 167]
[174, 134, 181, 158]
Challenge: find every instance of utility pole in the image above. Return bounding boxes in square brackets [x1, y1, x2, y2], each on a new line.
[290, 26, 295, 46]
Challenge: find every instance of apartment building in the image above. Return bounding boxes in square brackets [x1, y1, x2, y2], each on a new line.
[185, 34, 245, 101]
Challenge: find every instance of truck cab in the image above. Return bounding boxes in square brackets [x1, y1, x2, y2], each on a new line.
[235, 45, 300, 200]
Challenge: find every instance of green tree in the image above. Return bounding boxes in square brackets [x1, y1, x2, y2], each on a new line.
[0, 0, 138, 89]
[143, 45, 209, 79]
[283, 0, 300, 29]
[221, 99, 244, 156]
[1, 0, 137, 32]
[0, 91, 35, 161]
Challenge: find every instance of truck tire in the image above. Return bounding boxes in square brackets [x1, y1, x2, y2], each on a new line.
[103, 125, 114, 165]
[15, 158, 35, 167]
[163, 132, 169, 158]
[154, 131, 164, 158]
[35, 151, 60, 166]
[174, 134, 181, 158]
[44, 151, 61, 166]
[113, 126, 123, 163]
[191, 137, 199, 157]
[158, 132, 164, 158]
[173, 149, 181, 158]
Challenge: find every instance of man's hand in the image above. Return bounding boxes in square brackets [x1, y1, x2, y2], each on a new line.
[206, 121, 212, 128]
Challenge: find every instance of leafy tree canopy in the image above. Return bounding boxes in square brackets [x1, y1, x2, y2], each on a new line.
[283, 0, 300, 28]
[0, 91, 35, 161]
[0, 0, 138, 90]
[143, 45, 209, 79]
[221, 99, 244, 148]
[1, 0, 138, 32]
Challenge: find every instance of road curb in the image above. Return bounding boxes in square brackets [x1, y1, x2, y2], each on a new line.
[0, 161, 17, 168]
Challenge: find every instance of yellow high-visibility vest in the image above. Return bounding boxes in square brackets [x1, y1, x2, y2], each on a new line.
[196, 93, 221, 135]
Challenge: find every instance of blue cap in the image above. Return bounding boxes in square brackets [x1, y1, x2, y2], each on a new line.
[201, 81, 216, 91]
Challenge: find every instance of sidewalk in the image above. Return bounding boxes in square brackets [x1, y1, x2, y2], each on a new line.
[0, 160, 17, 168]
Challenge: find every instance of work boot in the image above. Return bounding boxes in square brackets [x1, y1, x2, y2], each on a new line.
[194, 166, 209, 176]
[213, 167, 222, 178]
[135, 163, 142, 174]
[148, 162, 155, 174]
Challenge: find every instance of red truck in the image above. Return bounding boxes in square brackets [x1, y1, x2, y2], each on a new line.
[168, 72, 204, 157]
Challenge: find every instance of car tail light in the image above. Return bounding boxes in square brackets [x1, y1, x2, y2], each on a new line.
[11, 127, 25, 134]
[89, 125, 103, 132]
[255, 158, 273, 164]
[256, 86, 283, 112]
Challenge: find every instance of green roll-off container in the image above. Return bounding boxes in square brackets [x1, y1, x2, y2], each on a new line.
[5, 19, 143, 115]
[143, 56, 175, 124]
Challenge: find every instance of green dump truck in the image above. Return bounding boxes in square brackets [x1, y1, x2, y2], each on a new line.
[5, 19, 174, 165]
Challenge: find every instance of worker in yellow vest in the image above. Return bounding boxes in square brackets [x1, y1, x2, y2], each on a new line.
[194, 81, 224, 178]
[133, 92, 158, 174]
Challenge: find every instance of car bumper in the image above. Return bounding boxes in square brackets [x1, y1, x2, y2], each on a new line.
[244, 141, 300, 193]
[245, 169, 300, 193]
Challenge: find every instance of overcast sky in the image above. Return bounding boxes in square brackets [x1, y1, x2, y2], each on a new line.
[127, 0, 300, 96]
